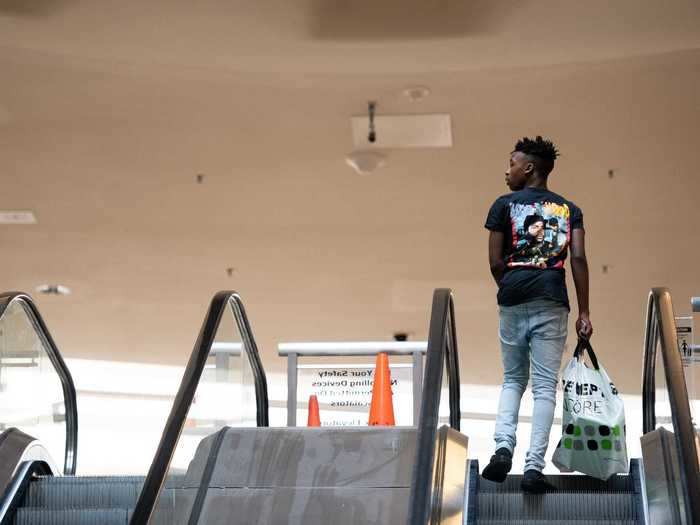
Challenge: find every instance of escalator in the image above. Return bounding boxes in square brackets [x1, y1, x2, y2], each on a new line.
[11, 472, 144, 524]
[0, 291, 267, 525]
[129, 288, 698, 524]
[0, 292, 149, 525]
[129, 289, 465, 524]
[0, 289, 465, 525]
[462, 287, 699, 524]
[1, 288, 699, 524]
[466, 459, 646, 524]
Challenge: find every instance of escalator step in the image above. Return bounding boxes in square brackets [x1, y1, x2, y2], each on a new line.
[28, 476, 145, 484]
[477, 492, 637, 521]
[28, 475, 183, 486]
[13, 508, 131, 525]
[24, 478, 143, 509]
[479, 474, 633, 493]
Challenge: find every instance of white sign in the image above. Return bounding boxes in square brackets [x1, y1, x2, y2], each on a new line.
[676, 316, 695, 366]
[297, 363, 413, 427]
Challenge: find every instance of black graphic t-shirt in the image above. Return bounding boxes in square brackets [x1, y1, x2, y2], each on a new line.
[484, 187, 584, 309]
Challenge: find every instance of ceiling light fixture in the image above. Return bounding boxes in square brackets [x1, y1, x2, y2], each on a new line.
[0, 211, 37, 224]
[345, 150, 387, 175]
[402, 86, 431, 101]
[36, 284, 71, 296]
[346, 101, 388, 175]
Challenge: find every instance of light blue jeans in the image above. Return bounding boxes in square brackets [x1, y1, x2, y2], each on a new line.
[494, 300, 568, 472]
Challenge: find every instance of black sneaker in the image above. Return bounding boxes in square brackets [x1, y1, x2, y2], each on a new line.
[481, 448, 512, 483]
[521, 469, 557, 494]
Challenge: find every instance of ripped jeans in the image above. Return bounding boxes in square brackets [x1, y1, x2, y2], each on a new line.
[494, 300, 568, 472]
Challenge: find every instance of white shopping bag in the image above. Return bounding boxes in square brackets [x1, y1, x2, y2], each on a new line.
[552, 338, 628, 480]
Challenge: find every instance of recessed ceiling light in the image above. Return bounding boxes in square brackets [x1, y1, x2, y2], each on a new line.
[36, 284, 71, 296]
[0, 211, 37, 224]
[402, 86, 431, 101]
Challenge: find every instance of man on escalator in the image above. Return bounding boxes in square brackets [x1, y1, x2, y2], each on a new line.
[482, 136, 593, 494]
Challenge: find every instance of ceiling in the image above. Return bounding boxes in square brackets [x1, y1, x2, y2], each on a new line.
[1, 0, 700, 394]
[1, 0, 700, 74]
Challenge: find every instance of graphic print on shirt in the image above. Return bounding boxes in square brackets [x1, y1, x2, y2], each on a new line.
[508, 202, 571, 269]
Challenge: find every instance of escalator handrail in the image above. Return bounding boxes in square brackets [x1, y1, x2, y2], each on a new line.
[229, 295, 269, 427]
[408, 288, 461, 525]
[0, 459, 54, 525]
[130, 291, 269, 525]
[641, 287, 700, 523]
[0, 292, 78, 476]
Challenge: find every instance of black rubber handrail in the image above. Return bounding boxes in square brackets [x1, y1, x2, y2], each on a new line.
[641, 287, 700, 524]
[229, 295, 269, 425]
[0, 292, 78, 475]
[408, 288, 461, 525]
[0, 458, 54, 525]
[131, 291, 268, 525]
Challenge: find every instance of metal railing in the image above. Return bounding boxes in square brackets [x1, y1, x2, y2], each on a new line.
[130, 291, 269, 525]
[0, 292, 78, 475]
[641, 287, 700, 523]
[278, 341, 427, 426]
[0, 428, 58, 523]
[408, 289, 461, 525]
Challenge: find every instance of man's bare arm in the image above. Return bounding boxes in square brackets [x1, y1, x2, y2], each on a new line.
[488, 231, 506, 285]
[570, 228, 593, 339]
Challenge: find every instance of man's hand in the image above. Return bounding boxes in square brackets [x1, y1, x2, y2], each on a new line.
[576, 314, 593, 339]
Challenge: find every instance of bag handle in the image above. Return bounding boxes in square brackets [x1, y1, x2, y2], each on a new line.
[573, 337, 600, 370]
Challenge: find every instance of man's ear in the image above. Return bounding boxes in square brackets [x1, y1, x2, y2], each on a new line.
[525, 162, 535, 175]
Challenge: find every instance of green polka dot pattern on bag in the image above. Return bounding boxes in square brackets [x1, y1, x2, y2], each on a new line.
[556, 423, 625, 453]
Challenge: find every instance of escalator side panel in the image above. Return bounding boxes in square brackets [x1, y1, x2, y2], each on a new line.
[149, 427, 419, 525]
[463, 460, 479, 525]
[184, 427, 418, 489]
[629, 458, 651, 525]
[430, 426, 468, 525]
[195, 487, 409, 525]
[641, 428, 687, 525]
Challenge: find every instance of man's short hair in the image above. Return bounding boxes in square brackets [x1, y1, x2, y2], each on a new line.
[513, 136, 559, 177]
[523, 214, 545, 231]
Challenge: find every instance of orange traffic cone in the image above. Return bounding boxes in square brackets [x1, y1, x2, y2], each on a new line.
[368, 352, 395, 426]
[307, 395, 321, 427]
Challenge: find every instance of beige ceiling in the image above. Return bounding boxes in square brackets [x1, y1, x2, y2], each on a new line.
[1, 0, 700, 74]
[1, 1, 700, 394]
